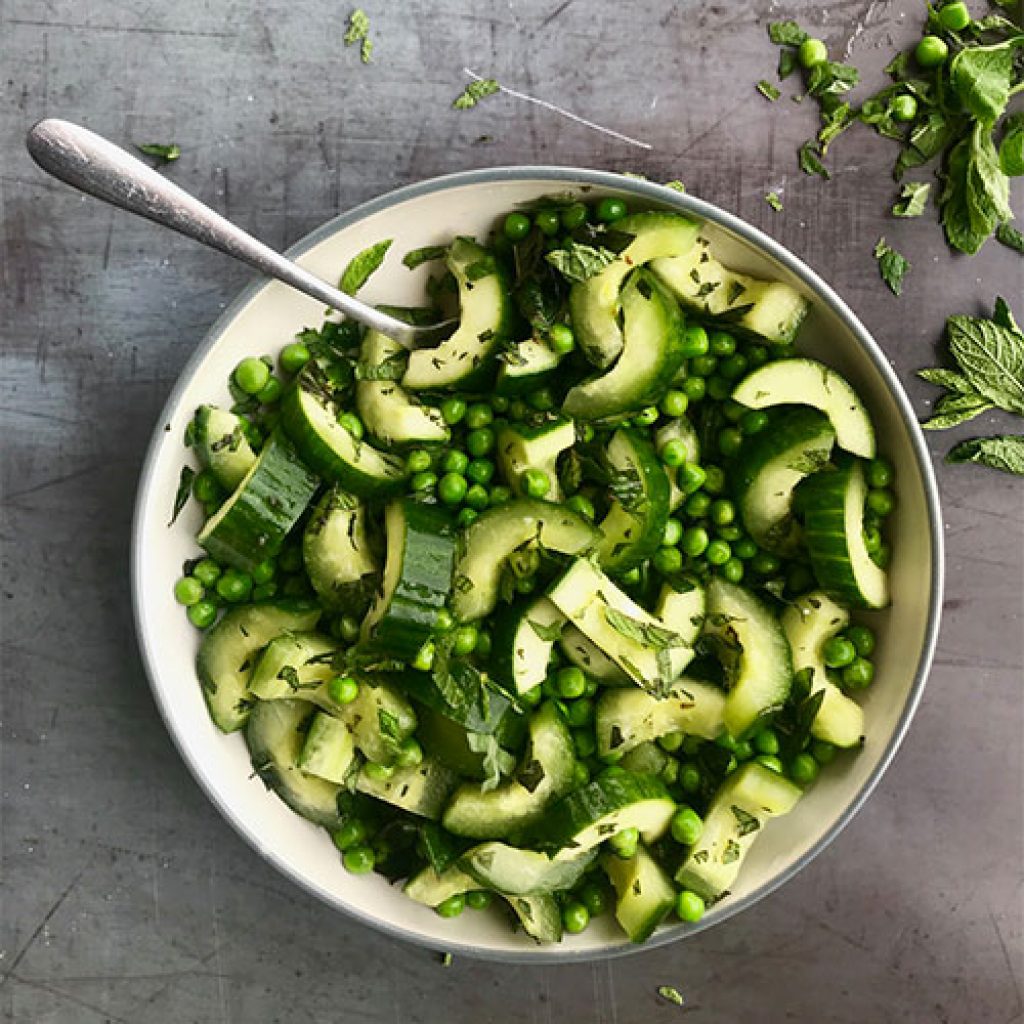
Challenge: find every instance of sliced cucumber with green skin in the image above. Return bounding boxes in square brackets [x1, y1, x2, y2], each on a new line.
[618, 742, 669, 775]
[451, 499, 600, 622]
[405, 864, 478, 907]
[654, 417, 699, 510]
[798, 462, 890, 610]
[558, 625, 630, 686]
[496, 337, 565, 395]
[569, 211, 700, 370]
[595, 428, 670, 574]
[563, 270, 687, 421]
[732, 408, 836, 554]
[704, 578, 793, 739]
[248, 633, 337, 701]
[496, 418, 576, 500]
[651, 236, 810, 345]
[675, 762, 801, 901]
[547, 559, 693, 694]
[302, 486, 378, 611]
[403, 237, 513, 390]
[355, 756, 457, 820]
[356, 330, 450, 447]
[246, 699, 344, 829]
[460, 842, 596, 896]
[361, 499, 456, 659]
[280, 374, 406, 497]
[490, 596, 565, 694]
[298, 711, 358, 784]
[198, 431, 319, 573]
[344, 680, 418, 764]
[196, 600, 321, 733]
[656, 581, 705, 675]
[507, 894, 563, 944]
[781, 592, 864, 748]
[731, 359, 876, 459]
[602, 846, 677, 943]
[595, 679, 726, 758]
[192, 405, 255, 490]
[535, 771, 676, 853]
[441, 701, 575, 840]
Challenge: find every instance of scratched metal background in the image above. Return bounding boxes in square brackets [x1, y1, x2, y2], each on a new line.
[2, 1, 1022, 1021]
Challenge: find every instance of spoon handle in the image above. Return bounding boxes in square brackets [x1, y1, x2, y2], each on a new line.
[25, 119, 418, 347]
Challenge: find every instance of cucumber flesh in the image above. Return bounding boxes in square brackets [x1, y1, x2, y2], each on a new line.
[781, 592, 864, 748]
[603, 846, 677, 943]
[355, 756, 457, 820]
[248, 633, 338, 701]
[496, 337, 564, 394]
[731, 358, 876, 459]
[192, 405, 255, 490]
[342, 680, 418, 765]
[298, 711, 358, 784]
[496, 418, 576, 501]
[302, 486, 378, 611]
[655, 581, 705, 676]
[558, 625, 630, 686]
[405, 864, 478, 907]
[460, 842, 596, 896]
[490, 596, 565, 695]
[507, 894, 563, 944]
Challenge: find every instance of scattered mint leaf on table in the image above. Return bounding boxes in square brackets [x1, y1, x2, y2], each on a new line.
[946, 313, 1024, 415]
[765, 191, 783, 211]
[339, 239, 392, 295]
[892, 182, 930, 218]
[657, 985, 685, 1007]
[798, 141, 830, 179]
[921, 391, 993, 430]
[949, 38, 1024, 126]
[453, 79, 500, 110]
[757, 80, 780, 101]
[947, 435, 1024, 474]
[664, 180, 686, 192]
[1000, 114, 1024, 176]
[768, 21, 808, 47]
[137, 143, 180, 163]
[996, 222, 1024, 254]
[873, 238, 909, 295]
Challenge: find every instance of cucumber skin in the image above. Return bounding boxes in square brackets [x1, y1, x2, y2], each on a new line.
[198, 432, 320, 574]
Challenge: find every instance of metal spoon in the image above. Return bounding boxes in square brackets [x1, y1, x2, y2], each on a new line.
[25, 119, 451, 349]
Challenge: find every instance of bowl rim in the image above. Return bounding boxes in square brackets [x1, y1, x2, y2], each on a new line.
[131, 165, 944, 964]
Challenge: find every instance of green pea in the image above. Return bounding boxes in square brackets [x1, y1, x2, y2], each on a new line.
[491, 395, 509, 414]
[579, 882, 609, 917]
[187, 600, 218, 629]
[174, 576, 205, 606]
[706, 376, 732, 401]
[234, 356, 271, 395]
[465, 403, 494, 430]
[799, 37, 829, 68]
[670, 806, 704, 846]
[678, 462, 707, 494]
[535, 209, 561, 236]
[567, 494, 595, 520]
[412, 641, 435, 671]
[464, 483, 490, 510]
[331, 819, 368, 851]
[709, 331, 736, 357]
[709, 499, 736, 527]
[252, 559, 276, 585]
[440, 397, 468, 425]
[596, 196, 627, 223]
[475, 630, 492, 658]
[434, 608, 454, 633]
[441, 450, 470, 475]
[192, 469, 223, 505]
[438, 472, 469, 506]
[548, 322, 576, 354]
[573, 729, 596, 759]
[705, 539, 731, 566]
[676, 889, 706, 923]
[823, 636, 857, 668]
[503, 212, 532, 241]
[560, 202, 589, 230]
[662, 518, 684, 547]
[457, 507, 479, 527]
[657, 730, 684, 753]
[435, 893, 465, 917]
[466, 889, 492, 910]
[915, 34, 948, 67]
[866, 457, 894, 489]
[619, 567, 641, 585]
[508, 399, 529, 421]
[397, 737, 424, 768]
[866, 488, 895, 517]
[938, 1, 970, 30]
[660, 389, 689, 418]
[747, 344, 769, 367]
[364, 761, 395, 782]
[719, 354, 748, 380]
[689, 355, 717, 377]
[411, 470, 437, 492]
[634, 405, 660, 427]
[740, 410, 769, 436]
[609, 827, 639, 859]
[490, 485, 511, 505]
[845, 624, 875, 657]
[811, 739, 837, 765]
[192, 558, 222, 587]
[406, 448, 432, 473]
[680, 526, 710, 557]
[842, 657, 875, 689]
[557, 666, 587, 699]
[466, 458, 495, 485]
[892, 94, 918, 122]
[342, 844, 375, 874]
[789, 753, 819, 786]
[466, 427, 495, 456]
[717, 427, 743, 458]
[679, 763, 702, 794]
[338, 412, 364, 439]
[720, 557, 745, 584]
[660, 438, 690, 468]
[751, 551, 781, 575]
[564, 698, 594, 729]
[452, 624, 479, 656]
[733, 538, 758, 560]
[562, 901, 590, 934]
[216, 570, 253, 603]
[756, 754, 784, 774]
[654, 547, 683, 574]
[702, 465, 726, 495]
[872, 542, 891, 569]
[279, 342, 311, 375]
[681, 376, 706, 402]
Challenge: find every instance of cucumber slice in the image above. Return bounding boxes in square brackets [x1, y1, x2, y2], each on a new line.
[405, 864, 478, 907]
[496, 417, 576, 500]
[654, 417, 699, 510]
[356, 330, 450, 447]
[403, 238, 513, 390]
[451, 499, 600, 622]
[547, 559, 693, 694]
[197, 431, 319, 573]
[302, 486, 378, 612]
[563, 270, 687, 421]
[280, 374, 406, 497]
[441, 701, 575, 840]
[507, 894, 563, 944]
[248, 632, 338, 701]
[496, 337, 565, 395]
[602, 846, 677, 943]
[490, 596, 565, 695]
[246, 699, 344, 829]
[362, 499, 456, 659]
[192, 405, 255, 490]
[569, 211, 700, 369]
[651, 236, 809, 345]
[298, 711, 358, 784]
[595, 428, 671, 574]
[355, 756, 457, 820]
[196, 599, 321, 732]
[656, 581, 705, 675]
[535, 772, 676, 852]
[781, 592, 864, 748]
[558, 625, 630, 686]
[799, 462, 890, 610]
[731, 359, 876, 459]
[618, 742, 669, 775]
[732, 408, 836, 554]
[704, 578, 793, 738]
[460, 842, 596, 896]
[595, 679, 726, 758]
[675, 762, 801, 901]
[343, 680, 418, 764]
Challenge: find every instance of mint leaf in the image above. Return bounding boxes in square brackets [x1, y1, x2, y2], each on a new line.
[806, 61, 859, 98]
[453, 79, 500, 110]
[402, 245, 447, 270]
[947, 434, 1024, 474]
[344, 8, 369, 45]
[657, 986, 685, 1008]
[949, 38, 1024, 126]
[170, 465, 195, 525]
[603, 607, 686, 652]
[1000, 114, 1024, 176]
[921, 391, 994, 429]
[768, 21, 808, 46]
[765, 191, 784, 212]
[545, 241, 619, 283]
[946, 313, 1024, 414]
[873, 237, 910, 295]
[466, 732, 515, 792]
[994, 297, 1021, 334]
[818, 102, 854, 155]
[528, 618, 564, 643]
[757, 80, 781, 101]
[339, 239, 392, 295]
[892, 182, 930, 218]
[778, 48, 797, 80]
[917, 367, 977, 392]
[799, 141, 830, 179]
[996, 222, 1024, 254]
[137, 142, 180, 163]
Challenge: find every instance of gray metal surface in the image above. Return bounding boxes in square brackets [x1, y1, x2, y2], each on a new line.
[1, 0, 1021, 1021]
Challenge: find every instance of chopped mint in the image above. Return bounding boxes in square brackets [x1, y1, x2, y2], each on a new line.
[892, 182, 930, 219]
[657, 985, 685, 1007]
[453, 79, 500, 110]
[757, 80, 780, 102]
[873, 238, 909, 296]
[765, 191, 783, 212]
[137, 143, 181, 164]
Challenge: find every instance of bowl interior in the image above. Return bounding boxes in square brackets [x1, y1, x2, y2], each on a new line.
[132, 171, 940, 961]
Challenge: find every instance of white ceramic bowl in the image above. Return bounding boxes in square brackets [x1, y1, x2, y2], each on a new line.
[132, 168, 943, 961]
